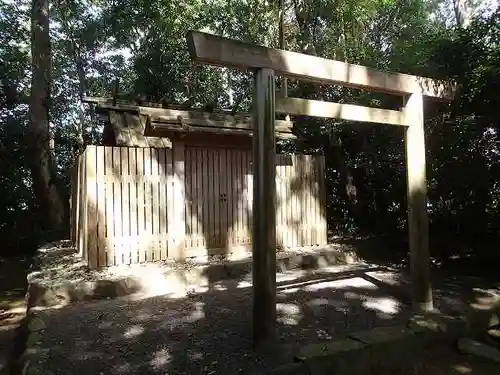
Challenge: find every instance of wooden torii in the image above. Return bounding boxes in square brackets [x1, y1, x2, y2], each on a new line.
[185, 31, 455, 344]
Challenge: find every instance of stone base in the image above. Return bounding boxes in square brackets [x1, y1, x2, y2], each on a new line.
[27, 246, 362, 308]
[458, 338, 500, 363]
[290, 326, 430, 375]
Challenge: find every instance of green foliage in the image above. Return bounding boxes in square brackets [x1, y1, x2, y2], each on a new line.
[1, 0, 499, 260]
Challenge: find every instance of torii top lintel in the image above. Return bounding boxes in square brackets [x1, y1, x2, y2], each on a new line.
[186, 31, 455, 101]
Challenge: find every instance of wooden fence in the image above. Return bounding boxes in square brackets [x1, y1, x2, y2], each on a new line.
[71, 145, 327, 268]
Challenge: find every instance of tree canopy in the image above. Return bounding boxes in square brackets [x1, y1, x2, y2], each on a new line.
[1, 0, 499, 262]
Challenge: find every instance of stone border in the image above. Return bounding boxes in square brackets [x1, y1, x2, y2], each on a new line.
[264, 318, 464, 375]
[12, 287, 52, 375]
[264, 311, 500, 375]
[26, 245, 363, 308]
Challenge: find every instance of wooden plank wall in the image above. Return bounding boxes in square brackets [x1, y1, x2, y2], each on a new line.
[184, 147, 327, 256]
[71, 145, 327, 268]
[72, 145, 173, 267]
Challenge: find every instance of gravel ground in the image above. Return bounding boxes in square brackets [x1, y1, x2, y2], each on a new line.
[34, 264, 415, 375]
[28, 243, 500, 375]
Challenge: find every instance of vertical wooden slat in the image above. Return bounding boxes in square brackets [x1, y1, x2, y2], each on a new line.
[72, 160, 80, 246]
[168, 142, 186, 260]
[307, 155, 312, 246]
[194, 147, 200, 249]
[185, 148, 193, 249]
[292, 155, 300, 247]
[275, 156, 281, 248]
[166, 148, 174, 259]
[242, 151, 249, 244]
[226, 149, 234, 246]
[302, 155, 309, 246]
[233, 149, 241, 245]
[104, 147, 115, 265]
[96, 147, 106, 267]
[280, 155, 288, 248]
[78, 152, 86, 258]
[157, 148, 167, 260]
[85, 146, 98, 268]
[236, 149, 243, 246]
[219, 148, 227, 249]
[213, 149, 221, 247]
[121, 147, 131, 264]
[285, 157, 292, 248]
[319, 155, 327, 245]
[310, 155, 317, 246]
[289, 156, 294, 248]
[128, 148, 138, 263]
[316, 156, 322, 245]
[201, 148, 209, 249]
[294, 156, 300, 248]
[196, 148, 203, 248]
[206, 149, 214, 247]
[298, 155, 305, 247]
[143, 147, 153, 262]
[136, 148, 145, 262]
[112, 147, 123, 265]
[306, 155, 312, 246]
[293, 155, 299, 248]
[152, 148, 161, 260]
[81, 150, 88, 263]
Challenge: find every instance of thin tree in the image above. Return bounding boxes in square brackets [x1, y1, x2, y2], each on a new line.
[30, 0, 65, 238]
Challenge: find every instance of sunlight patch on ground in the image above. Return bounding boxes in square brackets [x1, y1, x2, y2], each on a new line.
[185, 302, 205, 323]
[113, 362, 134, 374]
[150, 348, 172, 369]
[277, 303, 302, 325]
[362, 296, 401, 316]
[365, 270, 403, 287]
[453, 364, 472, 373]
[237, 280, 253, 288]
[304, 277, 377, 292]
[123, 325, 144, 339]
[133, 268, 188, 298]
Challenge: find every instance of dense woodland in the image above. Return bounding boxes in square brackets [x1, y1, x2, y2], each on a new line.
[1, 0, 499, 264]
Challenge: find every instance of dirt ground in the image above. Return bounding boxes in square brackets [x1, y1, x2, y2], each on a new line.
[4, 237, 500, 375]
[392, 344, 500, 375]
[0, 257, 29, 374]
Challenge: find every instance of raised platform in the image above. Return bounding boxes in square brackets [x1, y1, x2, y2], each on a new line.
[26, 242, 363, 308]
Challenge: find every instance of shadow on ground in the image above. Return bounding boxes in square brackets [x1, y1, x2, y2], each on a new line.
[334, 233, 500, 280]
[33, 261, 499, 375]
[0, 256, 30, 374]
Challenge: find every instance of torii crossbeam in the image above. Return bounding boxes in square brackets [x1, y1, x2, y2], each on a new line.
[186, 30, 455, 344]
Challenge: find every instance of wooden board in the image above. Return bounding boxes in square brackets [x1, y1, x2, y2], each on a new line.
[187, 31, 455, 100]
[276, 97, 409, 126]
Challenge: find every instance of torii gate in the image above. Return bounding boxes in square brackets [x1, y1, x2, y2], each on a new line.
[186, 31, 455, 344]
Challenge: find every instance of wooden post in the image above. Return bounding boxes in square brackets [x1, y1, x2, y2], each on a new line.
[404, 93, 433, 312]
[252, 68, 277, 344]
[169, 141, 186, 261]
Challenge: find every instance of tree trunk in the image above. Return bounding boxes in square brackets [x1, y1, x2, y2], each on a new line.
[453, 0, 471, 28]
[58, 11, 86, 154]
[30, 0, 65, 238]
